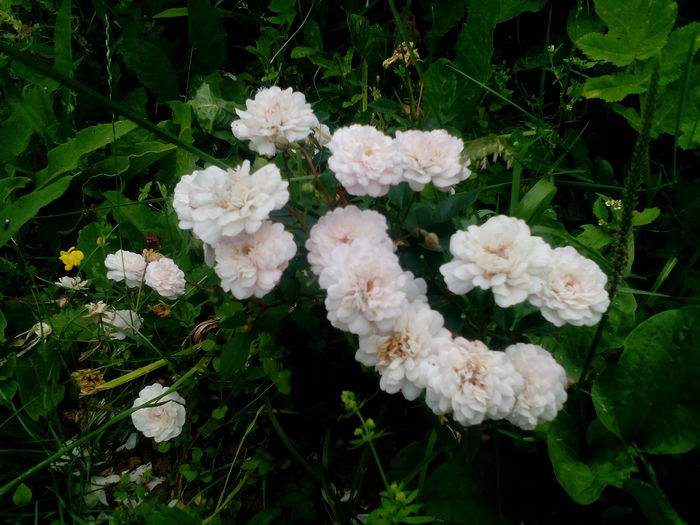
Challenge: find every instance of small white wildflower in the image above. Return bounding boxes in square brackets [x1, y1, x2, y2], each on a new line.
[102, 309, 143, 341]
[56, 276, 88, 290]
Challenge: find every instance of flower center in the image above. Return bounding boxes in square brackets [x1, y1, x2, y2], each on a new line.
[378, 334, 411, 368]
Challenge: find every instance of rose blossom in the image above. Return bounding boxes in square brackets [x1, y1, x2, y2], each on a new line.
[395, 129, 472, 191]
[440, 215, 551, 307]
[214, 221, 297, 299]
[186, 162, 289, 245]
[327, 125, 402, 197]
[105, 250, 147, 288]
[505, 343, 568, 430]
[144, 257, 186, 299]
[231, 86, 320, 156]
[172, 173, 196, 230]
[357, 301, 450, 400]
[102, 309, 143, 341]
[528, 246, 610, 326]
[305, 205, 394, 276]
[421, 338, 524, 426]
[130, 383, 186, 442]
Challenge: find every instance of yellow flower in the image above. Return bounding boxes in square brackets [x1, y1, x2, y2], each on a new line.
[59, 246, 85, 271]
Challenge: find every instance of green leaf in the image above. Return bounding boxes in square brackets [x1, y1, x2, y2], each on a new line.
[659, 23, 700, 86]
[624, 478, 688, 525]
[543, 412, 636, 505]
[0, 310, 6, 343]
[422, 59, 459, 122]
[102, 191, 179, 249]
[0, 177, 30, 203]
[576, 224, 613, 251]
[0, 114, 34, 173]
[120, 29, 179, 101]
[220, 333, 253, 380]
[16, 346, 65, 421]
[576, 0, 677, 66]
[189, 82, 237, 134]
[582, 68, 652, 102]
[347, 14, 385, 62]
[496, 0, 547, 24]
[290, 46, 318, 59]
[153, 7, 189, 18]
[513, 178, 557, 222]
[12, 483, 32, 506]
[631, 207, 660, 226]
[36, 120, 138, 187]
[593, 307, 700, 454]
[53, 0, 72, 77]
[567, 3, 605, 44]
[267, 0, 296, 25]
[0, 380, 17, 406]
[188, 0, 227, 71]
[0, 176, 73, 248]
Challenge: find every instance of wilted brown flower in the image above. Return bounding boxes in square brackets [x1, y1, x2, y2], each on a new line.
[72, 369, 105, 396]
[148, 303, 172, 318]
[142, 249, 164, 263]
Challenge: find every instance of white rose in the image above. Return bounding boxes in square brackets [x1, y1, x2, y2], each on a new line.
[102, 309, 143, 340]
[131, 383, 186, 443]
[105, 250, 147, 288]
[144, 257, 186, 299]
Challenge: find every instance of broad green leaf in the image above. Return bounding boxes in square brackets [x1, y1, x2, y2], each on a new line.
[120, 29, 179, 102]
[576, 0, 677, 66]
[624, 478, 688, 525]
[659, 23, 700, 86]
[16, 346, 65, 421]
[9, 87, 58, 147]
[0, 177, 30, 203]
[582, 68, 652, 102]
[0, 114, 34, 173]
[593, 307, 700, 454]
[454, 0, 499, 113]
[35, 120, 138, 187]
[543, 412, 637, 505]
[0, 176, 73, 248]
[189, 82, 237, 134]
[188, 0, 226, 71]
[0, 380, 17, 405]
[12, 483, 32, 506]
[496, 0, 547, 24]
[0, 310, 6, 343]
[566, 3, 605, 43]
[267, 0, 296, 25]
[631, 207, 660, 226]
[513, 178, 557, 222]
[102, 191, 179, 249]
[220, 333, 253, 380]
[601, 290, 636, 350]
[422, 59, 459, 123]
[575, 224, 613, 251]
[290, 46, 318, 59]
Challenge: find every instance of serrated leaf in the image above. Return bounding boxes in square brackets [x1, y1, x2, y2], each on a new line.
[35, 120, 138, 187]
[593, 306, 700, 454]
[576, 0, 677, 66]
[576, 224, 613, 250]
[188, 0, 226, 71]
[12, 483, 32, 506]
[0, 176, 73, 248]
[189, 82, 237, 134]
[631, 207, 660, 226]
[582, 68, 652, 102]
[659, 22, 700, 86]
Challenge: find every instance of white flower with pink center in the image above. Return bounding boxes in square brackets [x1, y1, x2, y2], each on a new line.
[186, 161, 289, 245]
[440, 215, 551, 307]
[305, 205, 394, 276]
[144, 257, 186, 300]
[131, 383, 186, 443]
[357, 301, 450, 400]
[505, 343, 568, 430]
[231, 86, 319, 156]
[327, 125, 402, 197]
[529, 246, 609, 326]
[395, 129, 471, 191]
[319, 238, 407, 335]
[422, 338, 524, 426]
[214, 221, 297, 299]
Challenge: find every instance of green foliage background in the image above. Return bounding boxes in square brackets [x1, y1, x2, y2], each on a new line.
[1, 0, 699, 523]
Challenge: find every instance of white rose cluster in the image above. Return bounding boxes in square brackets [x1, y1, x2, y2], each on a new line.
[130, 383, 186, 442]
[104, 249, 186, 300]
[440, 215, 610, 327]
[307, 205, 569, 430]
[326, 125, 472, 197]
